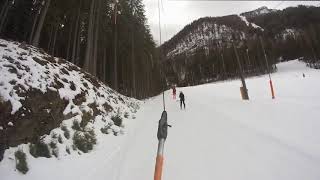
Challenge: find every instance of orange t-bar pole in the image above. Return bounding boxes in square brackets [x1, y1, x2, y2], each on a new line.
[154, 139, 165, 180]
[154, 111, 169, 180]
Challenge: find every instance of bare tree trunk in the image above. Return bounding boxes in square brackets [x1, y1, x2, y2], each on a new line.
[102, 48, 107, 82]
[47, 25, 54, 52]
[72, 0, 81, 64]
[0, 0, 10, 33]
[121, 57, 126, 93]
[66, 16, 74, 61]
[29, 10, 39, 44]
[246, 49, 251, 72]
[131, 29, 136, 97]
[32, 0, 51, 47]
[75, 23, 81, 66]
[84, 0, 95, 73]
[50, 23, 58, 56]
[0, 0, 8, 18]
[71, 23, 79, 63]
[0, 0, 8, 23]
[146, 55, 151, 97]
[113, 1, 118, 90]
[92, 0, 101, 76]
[221, 52, 226, 79]
[74, 29, 81, 66]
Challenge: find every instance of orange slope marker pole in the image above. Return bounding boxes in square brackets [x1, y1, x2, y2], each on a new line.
[270, 79, 275, 99]
[260, 36, 276, 99]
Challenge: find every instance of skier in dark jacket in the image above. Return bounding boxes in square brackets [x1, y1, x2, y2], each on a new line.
[179, 91, 185, 109]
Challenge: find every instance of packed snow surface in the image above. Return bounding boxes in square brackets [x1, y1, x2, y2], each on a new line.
[1, 60, 320, 180]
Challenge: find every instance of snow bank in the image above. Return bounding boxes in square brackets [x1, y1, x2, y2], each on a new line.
[0, 39, 140, 176]
[0, 39, 135, 115]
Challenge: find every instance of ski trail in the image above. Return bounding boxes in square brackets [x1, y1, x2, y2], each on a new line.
[2, 60, 318, 180]
[195, 96, 320, 162]
[117, 61, 320, 179]
[164, 95, 320, 180]
[116, 102, 161, 180]
[114, 104, 158, 180]
[84, 146, 122, 179]
[211, 106, 320, 163]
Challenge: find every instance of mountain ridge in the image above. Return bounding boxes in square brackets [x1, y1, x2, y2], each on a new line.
[160, 5, 320, 86]
[240, 6, 277, 18]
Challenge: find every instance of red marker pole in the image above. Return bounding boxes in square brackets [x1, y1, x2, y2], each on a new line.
[270, 79, 275, 99]
[260, 36, 275, 99]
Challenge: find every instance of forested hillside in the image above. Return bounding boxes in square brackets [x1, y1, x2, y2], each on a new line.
[0, 0, 163, 99]
[160, 5, 320, 86]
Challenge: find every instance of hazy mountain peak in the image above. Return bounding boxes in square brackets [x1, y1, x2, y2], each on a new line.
[240, 6, 277, 18]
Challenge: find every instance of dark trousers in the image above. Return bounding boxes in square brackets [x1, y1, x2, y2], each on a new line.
[180, 100, 185, 109]
[0, 143, 5, 162]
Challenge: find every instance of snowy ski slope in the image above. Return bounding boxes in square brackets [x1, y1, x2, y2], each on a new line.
[1, 60, 320, 180]
[119, 60, 320, 180]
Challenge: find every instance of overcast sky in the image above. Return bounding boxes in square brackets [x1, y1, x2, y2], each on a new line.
[142, 0, 320, 45]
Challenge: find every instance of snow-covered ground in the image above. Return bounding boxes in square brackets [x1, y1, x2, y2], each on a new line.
[0, 39, 139, 178]
[118, 60, 320, 180]
[238, 15, 264, 31]
[1, 60, 320, 180]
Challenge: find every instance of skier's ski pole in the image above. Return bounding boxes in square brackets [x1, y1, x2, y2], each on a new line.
[154, 111, 170, 180]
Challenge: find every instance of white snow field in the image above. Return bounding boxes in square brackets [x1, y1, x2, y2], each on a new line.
[1, 60, 320, 180]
